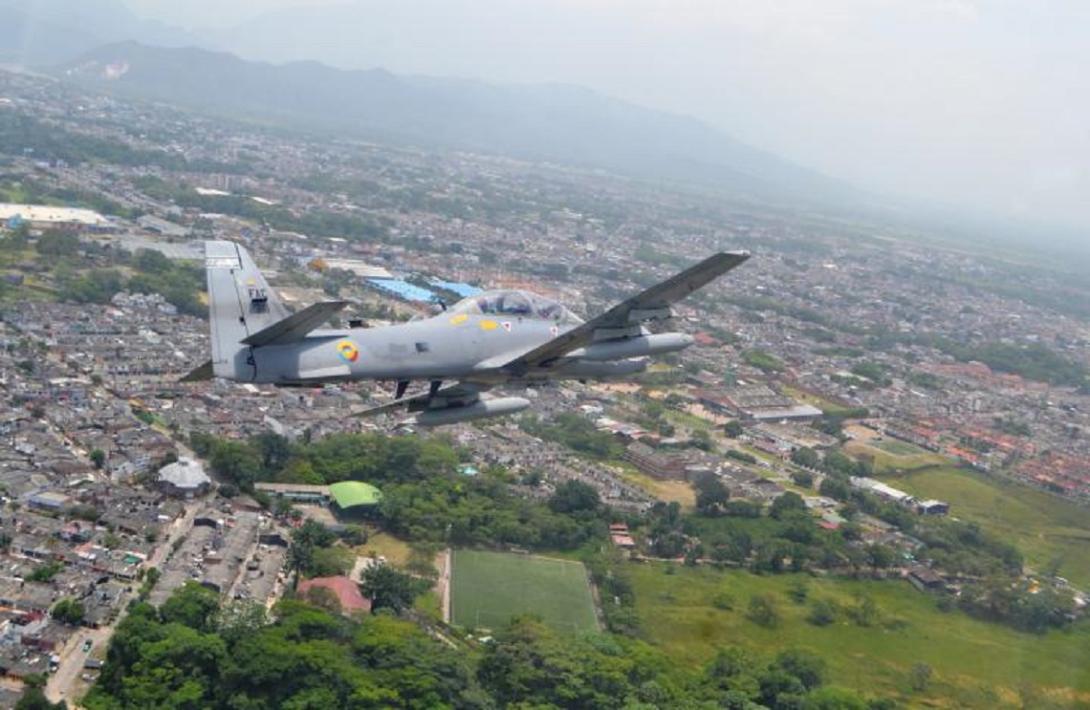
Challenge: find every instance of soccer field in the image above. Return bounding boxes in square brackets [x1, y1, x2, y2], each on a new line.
[450, 549, 599, 633]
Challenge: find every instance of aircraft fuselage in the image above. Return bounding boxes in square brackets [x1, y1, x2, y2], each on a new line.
[230, 311, 689, 385]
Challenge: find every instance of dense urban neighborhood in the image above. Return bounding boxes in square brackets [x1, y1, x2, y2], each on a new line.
[0, 63, 1088, 709]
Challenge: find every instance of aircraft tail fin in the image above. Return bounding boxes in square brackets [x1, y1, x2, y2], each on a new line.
[204, 240, 290, 380]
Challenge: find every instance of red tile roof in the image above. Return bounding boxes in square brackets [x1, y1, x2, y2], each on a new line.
[298, 576, 372, 614]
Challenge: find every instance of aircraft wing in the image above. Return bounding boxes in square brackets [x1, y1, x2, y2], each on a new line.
[180, 359, 214, 382]
[501, 250, 749, 374]
[240, 300, 350, 347]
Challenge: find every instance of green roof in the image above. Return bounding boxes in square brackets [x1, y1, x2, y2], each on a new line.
[329, 481, 383, 508]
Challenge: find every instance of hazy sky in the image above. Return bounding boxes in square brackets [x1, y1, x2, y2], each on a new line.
[124, 0, 1090, 232]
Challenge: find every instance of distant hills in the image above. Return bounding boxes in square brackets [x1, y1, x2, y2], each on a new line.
[0, 0, 195, 66]
[55, 41, 856, 206]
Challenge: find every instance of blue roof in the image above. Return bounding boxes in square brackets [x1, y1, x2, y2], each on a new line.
[366, 278, 439, 303]
[429, 279, 482, 298]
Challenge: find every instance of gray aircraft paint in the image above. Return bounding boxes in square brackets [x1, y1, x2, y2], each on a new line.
[194, 240, 748, 423]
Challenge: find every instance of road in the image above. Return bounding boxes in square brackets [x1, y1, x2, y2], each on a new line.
[438, 548, 452, 623]
[45, 497, 204, 705]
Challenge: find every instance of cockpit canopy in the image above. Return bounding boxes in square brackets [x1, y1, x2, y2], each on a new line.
[448, 289, 583, 324]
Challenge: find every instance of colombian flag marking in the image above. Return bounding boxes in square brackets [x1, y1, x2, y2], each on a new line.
[336, 340, 360, 363]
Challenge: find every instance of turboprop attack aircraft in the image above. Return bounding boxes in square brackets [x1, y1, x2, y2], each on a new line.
[184, 241, 749, 425]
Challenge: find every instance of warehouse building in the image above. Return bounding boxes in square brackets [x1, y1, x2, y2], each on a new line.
[0, 203, 110, 231]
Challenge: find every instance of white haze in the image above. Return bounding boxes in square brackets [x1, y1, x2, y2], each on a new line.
[124, 0, 1090, 234]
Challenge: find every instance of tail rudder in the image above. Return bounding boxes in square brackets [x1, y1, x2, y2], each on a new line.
[205, 240, 288, 380]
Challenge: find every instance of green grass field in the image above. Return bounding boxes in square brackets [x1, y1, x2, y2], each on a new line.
[844, 439, 950, 473]
[451, 549, 599, 633]
[629, 563, 1090, 707]
[880, 466, 1090, 588]
[872, 438, 928, 456]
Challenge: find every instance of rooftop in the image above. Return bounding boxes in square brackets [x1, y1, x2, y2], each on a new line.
[329, 481, 382, 508]
[297, 575, 371, 614]
[157, 458, 211, 489]
[0, 203, 108, 226]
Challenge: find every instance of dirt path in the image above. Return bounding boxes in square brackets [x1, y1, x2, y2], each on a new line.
[437, 548, 452, 623]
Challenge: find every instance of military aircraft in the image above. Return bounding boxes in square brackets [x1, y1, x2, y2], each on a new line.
[184, 240, 749, 425]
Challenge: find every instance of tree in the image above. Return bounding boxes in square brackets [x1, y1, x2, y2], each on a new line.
[807, 598, 837, 626]
[35, 230, 79, 256]
[159, 582, 220, 632]
[14, 686, 65, 710]
[51, 598, 84, 625]
[303, 585, 343, 615]
[309, 546, 354, 577]
[694, 472, 730, 516]
[724, 420, 744, 438]
[90, 448, 106, 469]
[548, 480, 600, 515]
[209, 441, 262, 490]
[847, 595, 880, 627]
[769, 491, 807, 520]
[360, 564, 425, 613]
[819, 477, 851, 501]
[775, 648, 825, 690]
[909, 662, 932, 692]
[791, 470, 814, 488]
[746, 594, 780, 628]
[253, 432, 294, 472]
[865, 544, 895, 571]
[691, 428, 714, 452]
[791, 447, 820, 469]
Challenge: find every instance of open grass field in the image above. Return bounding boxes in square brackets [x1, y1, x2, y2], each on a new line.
[879, 466, 1090, 588]
[628, 563, 1090, 707]
[844, 439, 949, 473]
[611, 462, 696, 508]
[355, 531, 413, 566]
[871, 438, 928, 456]
[451, 549, 598, 633]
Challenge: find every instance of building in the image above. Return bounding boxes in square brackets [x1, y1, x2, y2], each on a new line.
[254, 482, 331, 505]
[916, 499, 950, 515]
[329, 481, 383, 513]
[609, 523, 635, 548]
[697, 385, 822, 422]
[297, 576, 372, 615]
[0, 203, 109, 231]
[318, 258, 393, 279]
[623, 442, 689, 480]
[848, 477, 915, 506]
[906, 565, 945, 592]
[365, 278, 438, 303]
[27, 491, 71, 511]
[156, 458, 211, 497]
[136, 215, 189, 238]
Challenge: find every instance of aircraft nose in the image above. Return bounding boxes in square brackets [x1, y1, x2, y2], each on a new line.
[679, 333, 695, 347]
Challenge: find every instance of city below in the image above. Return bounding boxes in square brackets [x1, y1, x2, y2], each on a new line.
[0, 58, 1088, 710]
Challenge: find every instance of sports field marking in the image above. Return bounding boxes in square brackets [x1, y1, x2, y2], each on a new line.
[451, 549, 599, 633]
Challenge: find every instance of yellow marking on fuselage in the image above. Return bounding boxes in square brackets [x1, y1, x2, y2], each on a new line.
[449, 314, 468, 325]
[479, 319, 499, 331]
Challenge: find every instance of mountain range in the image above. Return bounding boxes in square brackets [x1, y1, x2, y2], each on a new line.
[56, 41, 855, 206]
[0, 0, 197, 65]
[0, 0, 857, 208]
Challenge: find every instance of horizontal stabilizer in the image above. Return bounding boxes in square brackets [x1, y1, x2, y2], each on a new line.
[240, 301, 349, 347]
[180, 360, 214, 382]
